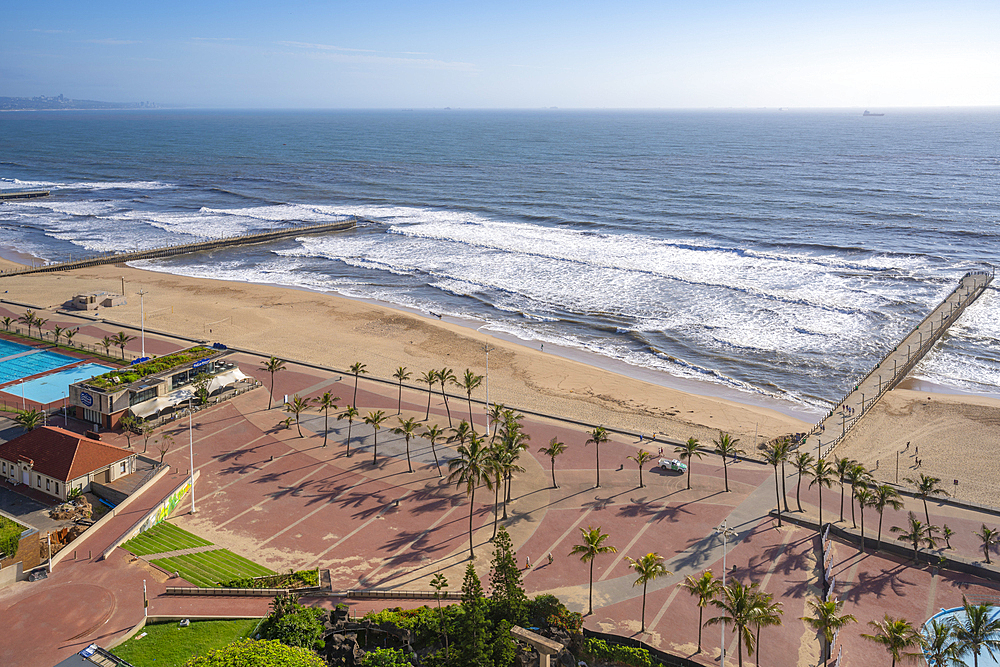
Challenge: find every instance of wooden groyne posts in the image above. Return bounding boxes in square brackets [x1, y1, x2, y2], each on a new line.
[806, 267, 994, 458]
[0, 217, 362, 277]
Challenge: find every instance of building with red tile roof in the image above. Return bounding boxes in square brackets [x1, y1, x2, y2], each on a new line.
[0, 426, 136, 501]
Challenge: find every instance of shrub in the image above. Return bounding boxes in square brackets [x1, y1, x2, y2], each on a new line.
[0, 515, 24, 559]
[583, 638, 656, 667]
[220, 569, 319, 589]
[529, 594, 582, 635]
[361, 647, 411, 666]
[183, 638, 324, 667]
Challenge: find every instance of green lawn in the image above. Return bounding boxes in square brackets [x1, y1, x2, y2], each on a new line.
[152, 549, 275, 587]
[122, 522, 213, 556]
[111, 618, 261, 667]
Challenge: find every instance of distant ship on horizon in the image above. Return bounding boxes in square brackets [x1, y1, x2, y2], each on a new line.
[863, 110, 885, 117]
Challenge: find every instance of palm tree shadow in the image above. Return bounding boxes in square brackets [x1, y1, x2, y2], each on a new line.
[841, 562, 915, 603]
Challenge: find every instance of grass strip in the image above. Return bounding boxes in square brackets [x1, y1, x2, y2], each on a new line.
[111, 618, 260, 667]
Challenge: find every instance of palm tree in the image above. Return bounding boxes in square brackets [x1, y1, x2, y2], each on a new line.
[942, 525, 955, 550]
[538, 438, 567, 488]
[777, 438, 792, 513]
[488, 403, 506, 442]
[861, 614, 923, 667]
[921, 618, 962, 667]
[430, 573, 450, 654]
[260, 356, 286, 410]
[337, 405, 359, 456]
[801, 597, 857, 667]
[112, 331, 134, 359]
[809, 458, 837, 529]
[419, 370, 436, 421]
[64, 328, 78, 346]
[52, 326, 66, 346]
[284, 395, 310, 438]
[0, 316, 11, 332]
[676, 437, 703, 491]
[447, 433, 491, 559]
[834, 456, 856, 523]
[459, 369, 483, 427]
[389, 366, 411, 414]
[713, 432, 743, 492]
[14, 409, 43, 432]
[17, 311, 35, 337]
[974, 524, 999, 565]
[437, 367, 457, 426]
[952, 597, 1000, 667]
[680, 571, 722, 654]
[856, 487, 875, 552]
[628, 450, 656, 488]
[34, 317, 48, 339]
[392, 416, 420, 473]
[496, 412, 529, 519]
[793, 451, 815, 513]
[486, 443, 505, 540]
[905, 473, 949, 527]
[763, 441, 787, 527]
[890, 512, 936, 563]
[363, 410, 387, 464]
[312, 392, 340, 448]
[705, 579, 762, 667]
[422, 424, 445, 477]
[625, 552, 671, 632]
[99, 335, 114, 356]
[569, 526, 617, 615]
[448, 420, 474, 450]
[586, 426, 609, 489]
[751, 590, 783, 663]
[872, 484, 904, 550]
[845, 463, 872, 528]
[349, 362, 368, 406]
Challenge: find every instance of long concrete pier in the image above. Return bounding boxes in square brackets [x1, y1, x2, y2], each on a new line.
[806, 268, 994, 458]
[0, 217, 362, 277]
[0, 189, 50, 201]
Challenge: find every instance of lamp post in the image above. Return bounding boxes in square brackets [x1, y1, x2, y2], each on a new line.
[188, 398, 196, 514]
[717, 521, 738, 664]
[137, 289, 148, 358]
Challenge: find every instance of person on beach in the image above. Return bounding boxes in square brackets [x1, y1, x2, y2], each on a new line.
[525, 555, 531, 569]
[547, 553, 553, 565]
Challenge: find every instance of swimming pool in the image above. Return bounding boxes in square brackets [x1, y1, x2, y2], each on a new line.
[924, 606, 1000, 666]
[0, 339, 77, 385]
[15, 363, 114, 404]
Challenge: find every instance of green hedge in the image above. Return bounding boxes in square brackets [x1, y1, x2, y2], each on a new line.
[584, 638, 657, 667]
[0, 515, 25, 560]
[220, 569, 319, 589]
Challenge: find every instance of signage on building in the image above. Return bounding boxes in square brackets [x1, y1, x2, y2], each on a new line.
[192, 359, 209, 369]
[80, 392, 94, 407]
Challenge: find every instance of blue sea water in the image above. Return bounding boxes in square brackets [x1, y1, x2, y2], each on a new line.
[1, 109, 998, 411]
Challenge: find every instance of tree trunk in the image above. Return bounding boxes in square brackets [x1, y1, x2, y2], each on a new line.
[773, 466, 782, 527]
[468, 486, 476, 559]
[551, 460, 557, 488]
[596, 444, 601, 488]
[781, 461, 789, 513]
[796, 473, 803, 512]
[405, 436, 413, 473]
[588, 559, 594, 614]
[722, 455, 730, 492]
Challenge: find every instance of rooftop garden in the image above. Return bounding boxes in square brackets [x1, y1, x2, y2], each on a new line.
[84, 347, 215, 390]
[0, 515, 26, 560]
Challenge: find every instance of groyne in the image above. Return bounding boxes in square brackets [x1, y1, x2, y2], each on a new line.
[0, 217, 362, 277]
[0, 189, 49, 201]
[807, 268, 994, 458]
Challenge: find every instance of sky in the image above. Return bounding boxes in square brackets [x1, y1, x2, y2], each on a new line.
[2, 0, 999, 109]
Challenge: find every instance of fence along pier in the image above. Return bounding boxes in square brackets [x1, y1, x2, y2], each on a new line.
[808, 267, 994, 458]
[0, 217, 362, 277]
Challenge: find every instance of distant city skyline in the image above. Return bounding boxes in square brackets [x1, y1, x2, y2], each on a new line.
[2, 0, 998, 109]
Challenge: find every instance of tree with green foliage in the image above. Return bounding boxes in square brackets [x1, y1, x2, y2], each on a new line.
[750, 589, 783, 663]
[861, 614, 923, 667]
[437, 367, 457, 427]
[905, 472, 949, 528]
[487, 403, 506, 442]
[763, 441, 787, 527]
[422, 423, 445, 477]
[52, 325, 66, 346]
[801, 597, 856, 666]
[570, 526, 617, 615]
[100, 335, 114, 356]
[363, 410, 388, 464]
[361, 648, 411, 667]
[489, 526, 528, 627]
[64, 328, 78, 346]
[626, 552, 671, 632]
[450, 563, 488, 667]
[284, 395, 310, 438]
[0, 316, 11, 332]
[705, 579, 764, 667]
[676, 437, 703, 491]
[193, 372, 212, 405]
[431, 573, 449, 655]
[872, 484, 905, 550]
[113, 331, 135, 359]
[496, 411, 529, 519]
[538, 438, 566, 488]
[856, 487, 875, 552]
[350, 361, 368, 406]
[14, 409, 43, 432]
[312, 392, 340, 448]
[713, 432, 743, 493]
[260, 593, 326, 652]
[459, 369, 484, 427]
[833, 456, 856, 523]
[628, 449, 656, 488]
[792, 451, 815, 513]
[119, 414, 137, 448]
[974, 524, 999, 565]
[952, 597, 1000, 667]
[586, 426, 609, 489]
[337, 405, 359, 456]
[393, 416, 420, 473]
[680, 571, 723, 654]
[921, 618, 962, 667]
[845, 462, 872, 529]
[183, 638, 325, 667]
[809, 457, 837, 530]
[260, 356, 286, 410]
[419, 370, 436, 421]
[392, 366, 411, 415]
[448, 432, 491, 559]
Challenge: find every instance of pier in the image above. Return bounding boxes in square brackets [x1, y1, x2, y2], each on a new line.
[807, 268, 994, 458]
[0, 189, 50, 201]
[0, 217, 362, 277]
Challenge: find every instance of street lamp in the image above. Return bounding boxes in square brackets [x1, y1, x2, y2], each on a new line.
[188, 398, 196, 514]
[137, 289, 149, 358]
[717, 521, 738, 664]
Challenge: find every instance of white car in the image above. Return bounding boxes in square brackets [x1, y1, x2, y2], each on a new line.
[658, 458, 687, 472]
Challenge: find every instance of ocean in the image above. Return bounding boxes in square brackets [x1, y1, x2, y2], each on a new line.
[1, 108, 997, 413]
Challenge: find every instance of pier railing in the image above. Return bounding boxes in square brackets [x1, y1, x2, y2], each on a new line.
[0, 217, 363, 277]
[808, 267, 994, 458]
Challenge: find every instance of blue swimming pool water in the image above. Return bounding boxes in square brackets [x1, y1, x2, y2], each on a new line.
[15, 363, 114, 404]
[0, 339, 77, 385]
[924, 607, 1000, 666]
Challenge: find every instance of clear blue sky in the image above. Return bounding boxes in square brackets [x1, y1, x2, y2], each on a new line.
[3, 0, 998, 108]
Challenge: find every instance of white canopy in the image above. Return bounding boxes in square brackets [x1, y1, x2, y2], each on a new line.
[206, 367, 249, 394]
[129, 387, 196, 419]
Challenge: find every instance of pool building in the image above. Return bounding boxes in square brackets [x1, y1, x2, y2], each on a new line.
[68, 346, 250, 429]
